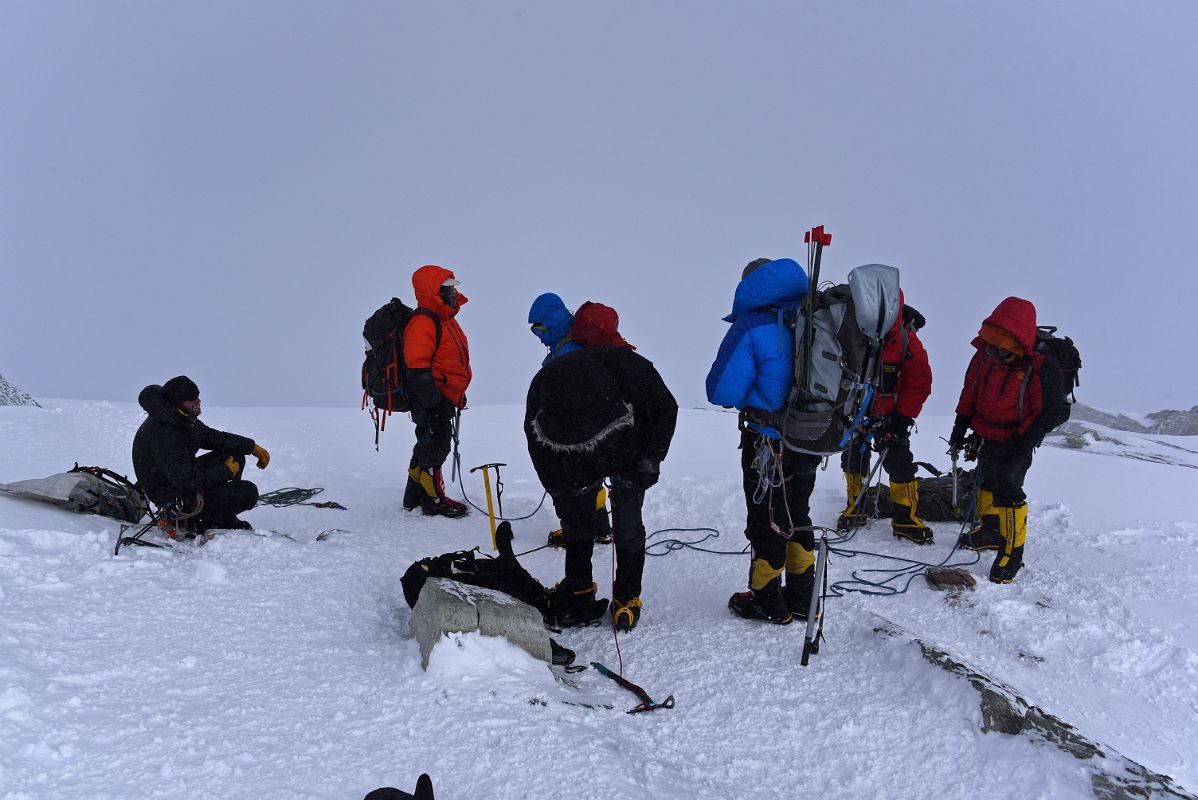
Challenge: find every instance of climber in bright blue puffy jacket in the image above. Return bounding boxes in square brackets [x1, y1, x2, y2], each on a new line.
[528, 293, 582, 367]
[708, 257, 818, 627]
[705, 258, 809, 438]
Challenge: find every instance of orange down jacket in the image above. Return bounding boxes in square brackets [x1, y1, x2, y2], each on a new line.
[403, 265, 472, 408]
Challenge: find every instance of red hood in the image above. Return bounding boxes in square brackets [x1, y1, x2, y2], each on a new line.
[978, 296, 1037, 354]
[412, 264, 468, 320]
[572, 301, 634, 349]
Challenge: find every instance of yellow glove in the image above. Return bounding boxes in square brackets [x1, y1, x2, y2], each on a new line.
[253, 444, 270, 469]
[225, 456, 241, 478]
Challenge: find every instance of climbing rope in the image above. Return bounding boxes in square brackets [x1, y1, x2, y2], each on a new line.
[256, 487, 346, 510]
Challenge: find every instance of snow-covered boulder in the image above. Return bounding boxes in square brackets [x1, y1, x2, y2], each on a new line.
[0, 374, 39, 407]
[409, 578, 551, 670]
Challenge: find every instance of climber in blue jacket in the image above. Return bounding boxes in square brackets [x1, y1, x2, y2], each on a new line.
[706, 257, 820, 625]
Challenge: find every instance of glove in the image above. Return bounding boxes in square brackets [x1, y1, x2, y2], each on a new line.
[225, 456, 242, 478]
[253, 444, 270, 469]
[948, 413, 970, 451]
[885, 413, 914, 439]
[621, 458, 660, 493]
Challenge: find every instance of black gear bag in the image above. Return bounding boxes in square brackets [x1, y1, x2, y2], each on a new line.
[400, 521, 549, 614]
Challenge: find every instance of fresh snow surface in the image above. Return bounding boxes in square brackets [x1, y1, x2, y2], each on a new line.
[1, 401, 1196, 799]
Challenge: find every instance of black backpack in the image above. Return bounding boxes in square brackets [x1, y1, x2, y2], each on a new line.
[1031, 325, 1081, 431]
[361, 299, 439, 439]
[1035, 325, 1081, 400]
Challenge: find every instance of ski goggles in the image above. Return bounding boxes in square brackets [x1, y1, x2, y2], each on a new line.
[530, 323, 549, 334]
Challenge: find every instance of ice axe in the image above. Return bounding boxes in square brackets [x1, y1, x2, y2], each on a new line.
[469, 462, 506, 551]
[941, 436, 960, 508]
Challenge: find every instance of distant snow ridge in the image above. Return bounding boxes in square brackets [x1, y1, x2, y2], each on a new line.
[1071, 402, 1198, 436]
[0, 374, 39, 407]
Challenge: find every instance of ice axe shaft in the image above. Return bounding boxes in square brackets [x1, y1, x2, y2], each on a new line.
[469, 462, 506, 551]
[801, 534, 829, 667]
[942, 436, 960, 507]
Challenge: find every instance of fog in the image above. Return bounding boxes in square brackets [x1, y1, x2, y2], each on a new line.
[3, 1, 1194, 416]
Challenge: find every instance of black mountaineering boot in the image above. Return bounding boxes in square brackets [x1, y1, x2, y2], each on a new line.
[729, 562, 793, 625]
[408, 466, 469, 519]
[610, 597, 643, 632]
[546, 581, 609, 627]
[957, 489, 1002, 551]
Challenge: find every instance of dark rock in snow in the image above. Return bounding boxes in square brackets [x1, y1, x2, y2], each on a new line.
[0, 374, 40, 407]
[1070, 403, 1198, 436]
[874, 616, 1197, 800]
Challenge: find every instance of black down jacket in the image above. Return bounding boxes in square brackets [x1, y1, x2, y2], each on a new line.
[525, 346, 678, 495]
[132, 384, 256, 507]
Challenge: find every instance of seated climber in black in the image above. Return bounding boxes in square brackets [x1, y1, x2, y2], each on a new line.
[132, 376, 270, 533]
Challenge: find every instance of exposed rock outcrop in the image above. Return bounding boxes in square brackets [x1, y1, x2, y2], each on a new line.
[0, 374, 39, 407]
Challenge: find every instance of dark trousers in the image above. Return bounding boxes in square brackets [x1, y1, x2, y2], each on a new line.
[192, 452, 259, 526]
[554, 479, 647, 602]
[741, 429, 820, 569]
[841, 431, 917, 484]
[410, 402, 453, 470]
[977, 438, 1034, 507]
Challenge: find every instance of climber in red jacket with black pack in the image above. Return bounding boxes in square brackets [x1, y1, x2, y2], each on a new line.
[950, 296, 1068, 584]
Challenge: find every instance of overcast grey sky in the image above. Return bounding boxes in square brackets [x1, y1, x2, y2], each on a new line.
[2, 1, 1195, 415]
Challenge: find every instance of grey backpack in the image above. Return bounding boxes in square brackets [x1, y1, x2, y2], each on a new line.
[0, 465, 149, 523]
[773, 264, 901, 456]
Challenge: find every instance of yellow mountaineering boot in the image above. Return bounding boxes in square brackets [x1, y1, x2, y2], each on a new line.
[783, 541, 816, 621]
[836, 472, 868, 531]
[890, 480, 934, 544]
[957, 489, 1002, 551]
[989, 503, 1028, 584]
[406, 466, 468, 519]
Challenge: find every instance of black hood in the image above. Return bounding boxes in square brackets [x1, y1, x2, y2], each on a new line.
[138, 384, 192, 427]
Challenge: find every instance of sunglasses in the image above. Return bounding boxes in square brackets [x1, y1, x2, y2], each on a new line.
[530, 323, 549, 334]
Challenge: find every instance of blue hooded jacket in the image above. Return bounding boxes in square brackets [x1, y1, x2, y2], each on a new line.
[705, 258, 809, 438]
[528, 293, 581, 366]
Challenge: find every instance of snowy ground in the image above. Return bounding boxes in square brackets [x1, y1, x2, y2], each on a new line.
[1, 400, 1195, 799]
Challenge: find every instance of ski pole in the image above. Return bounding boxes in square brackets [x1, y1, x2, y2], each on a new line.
[798, 226, 832, 400]
[469, 463, 506, 551]
[801, 534, 829, 666]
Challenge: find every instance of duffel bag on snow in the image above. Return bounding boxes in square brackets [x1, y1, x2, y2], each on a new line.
[0, 464, 149, 523]
[859, 468, 976, 523]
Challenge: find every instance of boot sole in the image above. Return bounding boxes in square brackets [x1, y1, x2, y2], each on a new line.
[728, 594, 793, 625]
[893, 532, 934, 545]
[957, 541, 1001, 552]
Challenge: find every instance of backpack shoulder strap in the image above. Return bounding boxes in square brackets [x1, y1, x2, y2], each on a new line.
[409, 308, 442, 350]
